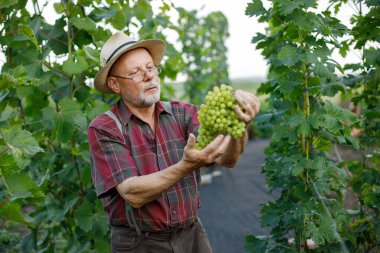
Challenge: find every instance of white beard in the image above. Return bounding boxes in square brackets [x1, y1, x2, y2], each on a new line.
[124, 80, 161, 107]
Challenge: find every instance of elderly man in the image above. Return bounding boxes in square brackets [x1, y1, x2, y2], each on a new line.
[88, 31, 260, 253]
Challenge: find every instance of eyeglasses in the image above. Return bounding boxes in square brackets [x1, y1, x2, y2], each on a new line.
[109, 66, 162, 84]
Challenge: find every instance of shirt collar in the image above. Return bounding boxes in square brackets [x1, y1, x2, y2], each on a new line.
[116, 99, 172, 126]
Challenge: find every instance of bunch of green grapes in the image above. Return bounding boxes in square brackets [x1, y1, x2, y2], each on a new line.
[196, 84, 246, 149]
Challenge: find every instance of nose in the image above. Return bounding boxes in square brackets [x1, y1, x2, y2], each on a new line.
[143, 69, 154, 81]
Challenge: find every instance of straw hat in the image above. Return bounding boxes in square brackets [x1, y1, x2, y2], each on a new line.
[94, 31, 166, 93]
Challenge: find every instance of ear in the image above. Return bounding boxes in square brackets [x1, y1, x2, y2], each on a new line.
[107, 77, 120, 94]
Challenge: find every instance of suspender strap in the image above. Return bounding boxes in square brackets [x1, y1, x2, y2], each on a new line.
[104, 110, 141, 236]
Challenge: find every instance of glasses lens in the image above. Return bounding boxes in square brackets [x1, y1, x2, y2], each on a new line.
[132, 67, 160, 84]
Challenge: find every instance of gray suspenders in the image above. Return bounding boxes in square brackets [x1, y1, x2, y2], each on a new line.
[104, 110, 141, 235]
[104, 102, 198, 234]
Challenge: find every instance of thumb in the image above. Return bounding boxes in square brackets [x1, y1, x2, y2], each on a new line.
[187, 133, 196, 149]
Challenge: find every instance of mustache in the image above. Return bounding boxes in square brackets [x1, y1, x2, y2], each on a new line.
[143, 80, 160, 90]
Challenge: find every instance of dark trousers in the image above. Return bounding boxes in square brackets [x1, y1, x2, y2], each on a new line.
[110, 218, 213, 253]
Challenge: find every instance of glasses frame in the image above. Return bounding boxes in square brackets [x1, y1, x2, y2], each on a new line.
[109, 66, 162, 84]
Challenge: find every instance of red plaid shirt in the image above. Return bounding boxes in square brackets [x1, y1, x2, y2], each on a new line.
[88, 100, 200, 232]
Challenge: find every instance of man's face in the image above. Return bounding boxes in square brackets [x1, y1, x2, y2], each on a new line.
[107, 48, 161, 107]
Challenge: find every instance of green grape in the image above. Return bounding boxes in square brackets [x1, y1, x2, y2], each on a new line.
[196, 84, 246, 149]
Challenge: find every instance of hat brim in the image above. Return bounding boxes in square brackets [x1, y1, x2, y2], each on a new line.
[94, 39, 166, 93]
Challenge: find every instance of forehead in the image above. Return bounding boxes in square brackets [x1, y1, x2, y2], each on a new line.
[114, 48, 153, 70]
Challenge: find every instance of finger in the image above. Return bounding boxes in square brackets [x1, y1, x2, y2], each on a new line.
[203, 135, 224, 155]
[235, 105, 251, 123]
[249, 101, 259, 116]
[235, 91, 258, 116]
[243, 101, 256, 117]
[186, 133, 196, 149]
[251, 96, 260, 114]
[214, 135, 231, 157]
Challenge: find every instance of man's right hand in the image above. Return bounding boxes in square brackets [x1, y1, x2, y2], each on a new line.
[181, 133, 231, 170]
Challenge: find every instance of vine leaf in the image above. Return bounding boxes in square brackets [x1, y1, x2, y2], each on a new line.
[1, 126, 43, 168]
[75, 201, 108, 235]
[58, 97, 87, 131]
[19, 24, 41, 52]
[62, 56, 89, 75]
[0, 154, 19, 177]
[245, 235, 268, 252]
[4, 173, 45, 199]
[0, 201, 25, 223]
[73, 17, 97, 31]
[245, 0, 266, 17]
[75, 201, 93, 232]
[0, 0, 18, 8]
[278, 45, 300, 66]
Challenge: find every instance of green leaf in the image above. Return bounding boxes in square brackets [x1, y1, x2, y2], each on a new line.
[47, 197, 79, 223]
[289, 113, 303, 128]
[323, 115, 340, 134]
[75, 200, 94, 232]
[21, 49, 45, 78]
[0, 201, 25, 223]
[92, 203, 109, 236]
[4, 173, 44, 199]
[309, 114, 321, 129]
[261, 202, 281, 226]
[44, 17, 68, 55]
[84, 46, 100, 61]
[278, 45, 299, 66]
[94, 239, 111, 252]
[339, 40, 349, 57]
[292, 163, 305, 176]
[310, 155, 325, 171]
[55, 118, 73, 142]
[53, 2, 65, 13]
[18, 24, 41, 52]
[58, 97, 87, 130]
[0, 0, 18, 8]
[279, 1, 301, 14]
[319, 218, 338, 242]
[245, 235, 268, 253]
[46, 97, 87, 141]
[293, 183, 309, 200]
[1, 127, 43, 156]
[345, 135, 359, 149]
[84, 100, 110, 119]
[245, 0, 266, 17]
[42, 106, 57, 130]
[73, 17, 97, 31]
[293, 11, 317, 31]
[62, 56, 89, 75]
[305, 221, 325, 244]
[364, 48, 380, 66]
[299, 120, 310, 135]
[0, 154, 19, 177]
[315, 63, 331, 78]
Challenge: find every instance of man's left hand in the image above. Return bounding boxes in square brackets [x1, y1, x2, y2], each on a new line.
[234, 90, 260, 125]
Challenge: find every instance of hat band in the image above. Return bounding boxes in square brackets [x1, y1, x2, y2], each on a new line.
[106, 40, 137, 64]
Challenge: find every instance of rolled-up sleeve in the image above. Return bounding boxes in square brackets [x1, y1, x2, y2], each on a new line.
[88, 116, 138, 198]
